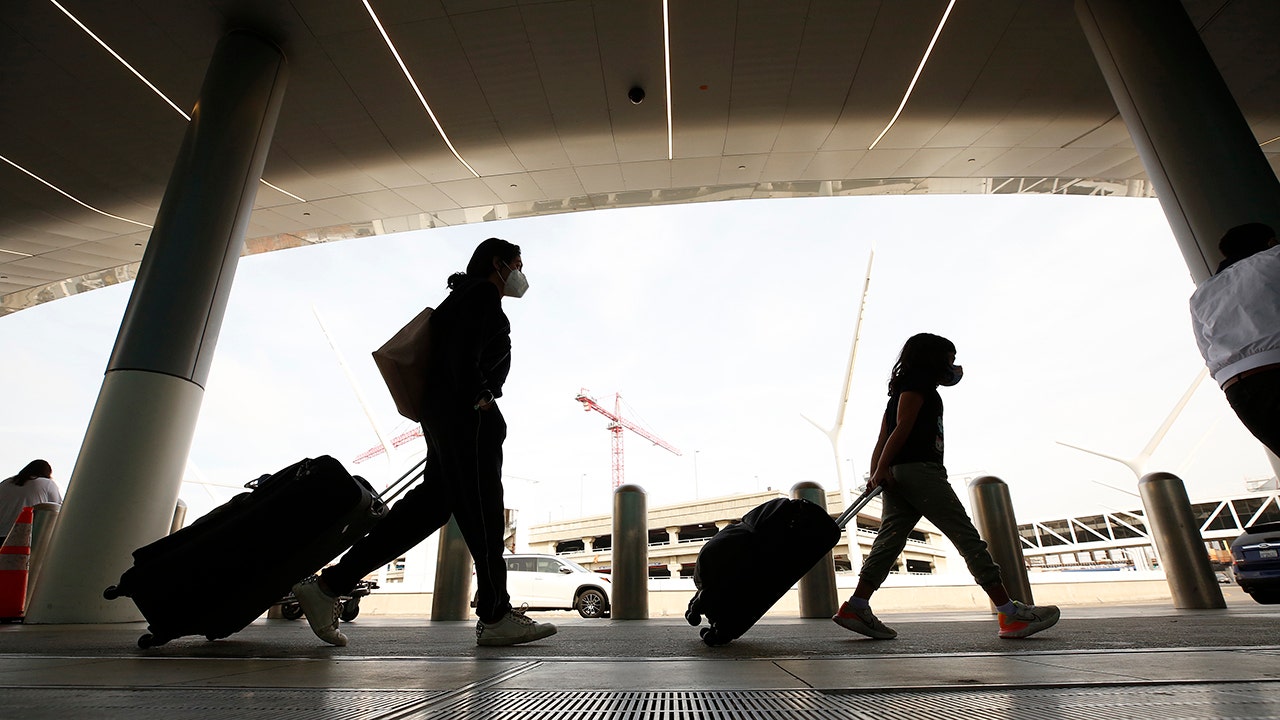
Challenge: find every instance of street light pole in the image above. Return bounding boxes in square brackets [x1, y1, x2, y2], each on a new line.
[691, 450, 701, 497]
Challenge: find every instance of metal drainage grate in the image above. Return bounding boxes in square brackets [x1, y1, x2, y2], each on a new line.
[6, 684, 1280, 720]
[1, 688, 443, 720]
[410, 684, 1280, 720]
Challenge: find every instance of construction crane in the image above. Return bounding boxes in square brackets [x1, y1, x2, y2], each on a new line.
[575, 389, 682, 489]
[353, 426, 423, 463]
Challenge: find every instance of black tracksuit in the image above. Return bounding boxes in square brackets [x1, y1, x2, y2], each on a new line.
[322, 279, 514, 623]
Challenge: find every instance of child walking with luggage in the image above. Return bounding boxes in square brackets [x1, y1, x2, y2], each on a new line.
[292, 238, 556, 648]
[833, 333, 1060, 640]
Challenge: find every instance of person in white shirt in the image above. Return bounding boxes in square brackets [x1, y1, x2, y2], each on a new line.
[0, 459, 63, 542]
[1189, 222, 1280, 457]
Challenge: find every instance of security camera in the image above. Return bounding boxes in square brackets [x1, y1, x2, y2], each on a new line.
[628, 86, 645, 104]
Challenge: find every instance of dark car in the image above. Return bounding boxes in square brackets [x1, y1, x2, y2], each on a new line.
[1231, 521, 1280, 604]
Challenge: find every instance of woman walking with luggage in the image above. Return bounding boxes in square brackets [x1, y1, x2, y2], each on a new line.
[833, 333, 1060, 640]
[293, 237, 556, 647]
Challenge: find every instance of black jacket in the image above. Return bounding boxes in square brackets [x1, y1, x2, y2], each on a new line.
[426, 279, 511, 409]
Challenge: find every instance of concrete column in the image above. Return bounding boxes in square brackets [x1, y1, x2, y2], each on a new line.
[666, 527, 680, 545]
[27, 31, 288, 623]
[432, 516, 472, 620]
[169, 499, 188, 535]
[792, 482, 838, 618]
[611, 484, 648, 619]
[1138, 472, 1226, 608]
[666, 561, 682, 578]
[968, 476, 1034, 607]
[26, 503, 60, 611]
[583, 537, 594, 552]
[1076, 0, 1280, 283]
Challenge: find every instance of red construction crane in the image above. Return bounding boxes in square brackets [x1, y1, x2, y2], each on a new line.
[353, 426, 423, 463]
[575, 389, 682, 489]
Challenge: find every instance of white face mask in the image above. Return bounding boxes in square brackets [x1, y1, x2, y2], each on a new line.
[501, 262, 529, 298]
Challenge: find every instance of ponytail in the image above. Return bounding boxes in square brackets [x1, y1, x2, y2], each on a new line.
[446, 238, 521, 289]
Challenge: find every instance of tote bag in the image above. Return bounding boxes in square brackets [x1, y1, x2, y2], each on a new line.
[372, 306, 433, 422]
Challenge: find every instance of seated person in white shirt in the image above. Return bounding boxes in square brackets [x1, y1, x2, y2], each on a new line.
[1189, 222, 1280, 456]
[0, 459, 62, 543]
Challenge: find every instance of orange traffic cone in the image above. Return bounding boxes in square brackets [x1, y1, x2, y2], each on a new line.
[0, 506, 34, 622]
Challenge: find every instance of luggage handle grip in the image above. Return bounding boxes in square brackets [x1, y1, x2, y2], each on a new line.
[834, 485, 883, 530]
[379, 455, 428, 505]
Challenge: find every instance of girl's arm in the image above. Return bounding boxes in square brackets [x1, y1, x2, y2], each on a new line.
[868, 413, 890, 483]
[868, 391, 924, 490]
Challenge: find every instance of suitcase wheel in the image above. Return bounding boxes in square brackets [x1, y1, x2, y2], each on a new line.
[103, 585, 121, 601]
[685, 591, 703, 626]
[340, 599, 360, 623]
[700, 626, 731, 647]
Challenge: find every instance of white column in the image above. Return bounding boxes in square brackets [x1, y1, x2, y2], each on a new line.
[28, 31, 287, 623]
[1076, 0, 1280, 283]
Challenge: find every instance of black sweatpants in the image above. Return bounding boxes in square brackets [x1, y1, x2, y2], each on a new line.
[1224, 368, 1280, 459]
[322, 404, 512, 624]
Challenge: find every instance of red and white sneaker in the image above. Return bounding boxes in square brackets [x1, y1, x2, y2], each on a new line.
[998, 600, 1060, 639]
[832, 601, 897, 639]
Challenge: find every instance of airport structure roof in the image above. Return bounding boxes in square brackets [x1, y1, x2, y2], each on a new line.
[2, 0, 1278, 314]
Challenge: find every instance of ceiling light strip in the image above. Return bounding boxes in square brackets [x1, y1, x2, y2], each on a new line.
[1262, 136, 1280, 147]
[361, 0, 480, 179]
[663, 0, 673, 161]
[0, 154, 153, 228]
[48, 0, 190, 121]
[260, 179, 307, 203]
[867, 0, 958, 151]
[0, 248, 34, 258]
[48, 0, 307, 202]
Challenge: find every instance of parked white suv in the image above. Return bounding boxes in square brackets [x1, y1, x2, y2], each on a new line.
[473, 554, 612, 618]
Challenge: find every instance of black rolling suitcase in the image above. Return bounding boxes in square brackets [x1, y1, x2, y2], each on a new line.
[685, 485, 882, 645]
[104, 455, 394, 648]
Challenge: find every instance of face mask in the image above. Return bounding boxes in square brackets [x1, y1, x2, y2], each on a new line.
[501, 262, 529, 298]
[940, 364, 964, 387]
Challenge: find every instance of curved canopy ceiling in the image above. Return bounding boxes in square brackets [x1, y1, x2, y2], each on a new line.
[1, 0, 1277, 314]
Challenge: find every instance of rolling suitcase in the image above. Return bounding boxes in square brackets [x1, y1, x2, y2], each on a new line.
[685, 485, 882, 646]
[104, 455, 405, 648]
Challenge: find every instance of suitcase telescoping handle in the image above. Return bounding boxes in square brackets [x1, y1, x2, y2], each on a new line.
[833, 485, 883, 530]
[379, 456, 428, 505]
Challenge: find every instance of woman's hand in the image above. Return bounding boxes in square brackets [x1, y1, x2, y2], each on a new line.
[868, 466, 893, 491]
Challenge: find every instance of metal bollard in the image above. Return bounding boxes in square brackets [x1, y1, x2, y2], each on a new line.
[170, 498, 188, 535]
[1139, 472, 1226, 609]
[612, 484, 648, 619]
[432, 515, 473, 620]
[968, 476, 1034, 608]
[792, 482, 839, 617]
[27, 503, 61, 610]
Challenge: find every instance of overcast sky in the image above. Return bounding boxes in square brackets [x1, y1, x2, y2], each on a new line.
[1, 194, 1272, 531]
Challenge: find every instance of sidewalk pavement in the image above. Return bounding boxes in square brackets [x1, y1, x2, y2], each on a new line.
[0, 596, 1277, 719]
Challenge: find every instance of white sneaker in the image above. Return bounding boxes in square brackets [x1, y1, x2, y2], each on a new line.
[291, 576, 348, 647]
[475, 606, 558, 646]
